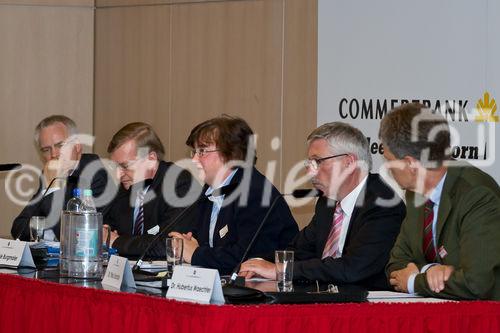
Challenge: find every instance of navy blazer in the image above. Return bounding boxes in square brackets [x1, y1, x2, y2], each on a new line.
[105, 160, 200, 258]
[291, 173, 406, 290]
[11, 153, 108, 241]
[190, 167, 299, 274]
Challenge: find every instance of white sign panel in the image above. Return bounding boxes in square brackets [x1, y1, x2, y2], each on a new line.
[166, 266, 225, 304]
[318, 0, 500, 183]
[0, 239, 35, 268]
[102, 255, 136, 289]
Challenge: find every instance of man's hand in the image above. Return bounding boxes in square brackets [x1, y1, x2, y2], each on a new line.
[168, 232, 198, 264]
[43, 159, 76, 188]
[102, 224, 119, 247]
[239, 259, 276, 280]
[389, 262, 419, 293]
[426, 264, 454, 293]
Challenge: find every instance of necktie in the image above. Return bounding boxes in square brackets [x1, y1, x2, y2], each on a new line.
[423, 199, 437, 262]
[134, 190, 146, 235]
[322, 202, 344, 259]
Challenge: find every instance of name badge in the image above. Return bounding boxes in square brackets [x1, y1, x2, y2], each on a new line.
[166, 266, 225, 304]
[438, 246, 448, 259]
[102, 255, 136, 289]
[219, 225, 229, 239]
[147, 225, 160, 235]
[0, 239, 35, 268]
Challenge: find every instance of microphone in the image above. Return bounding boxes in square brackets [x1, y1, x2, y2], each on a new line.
[222, 187, 322, 301]
[15, 174, 75, 241]
[226, 187, 322, 284]
[0, 163, 21, 172]
[132, 182, 239, 272]
[291, 188, 323, 198]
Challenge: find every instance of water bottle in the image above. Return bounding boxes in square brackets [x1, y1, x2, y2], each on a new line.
[67, 189, 103, 278]
[81, 189, 97, 213]
[60, 188, 82, 275]
[66, 188, 83, 212]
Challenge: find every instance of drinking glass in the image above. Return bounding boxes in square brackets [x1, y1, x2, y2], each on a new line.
[166, 238, 183, 277]
[29, 216, 46, 242]
[275, 250, 294, 292]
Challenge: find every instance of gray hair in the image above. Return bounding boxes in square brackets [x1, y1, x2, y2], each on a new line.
[307, 122, 372, 171]
[34, 115, 78, 147]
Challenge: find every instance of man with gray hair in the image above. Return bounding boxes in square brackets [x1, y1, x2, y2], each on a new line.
[11, 115, 108, 241]
[240, 122, 405, 289]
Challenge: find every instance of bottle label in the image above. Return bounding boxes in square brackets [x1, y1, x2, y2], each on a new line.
[75, 228, 98, 257]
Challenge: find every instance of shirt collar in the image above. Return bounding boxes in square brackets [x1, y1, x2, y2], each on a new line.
[205, 169, 238, 197]
[338, 175, 368, 216]
[428, 172, 447, 206]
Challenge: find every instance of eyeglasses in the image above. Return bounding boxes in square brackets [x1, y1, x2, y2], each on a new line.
[304, 153, 348, 171]
[190, 148, 219, 158]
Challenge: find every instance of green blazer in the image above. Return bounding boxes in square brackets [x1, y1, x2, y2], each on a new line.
[386, 163, 500, 300]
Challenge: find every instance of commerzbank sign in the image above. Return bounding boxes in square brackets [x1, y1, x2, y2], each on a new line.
[337, 91, 498, 124]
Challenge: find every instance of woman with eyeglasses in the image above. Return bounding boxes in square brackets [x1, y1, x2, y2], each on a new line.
[169, 115, 298, 275]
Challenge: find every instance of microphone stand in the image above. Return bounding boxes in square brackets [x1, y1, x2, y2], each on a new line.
[15, 175, 70, 241]
[132, 183, 239, 272]
[222, 188, 322, 301]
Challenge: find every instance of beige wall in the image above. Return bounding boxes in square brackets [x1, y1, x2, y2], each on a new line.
[0, 0, 317, 238]
[0, 3, 94, 238]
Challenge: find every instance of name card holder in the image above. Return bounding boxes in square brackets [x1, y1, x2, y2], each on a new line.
[0, 239, 35, 268]
[166, 266, 225, 304]
[102, 255, 136, 289]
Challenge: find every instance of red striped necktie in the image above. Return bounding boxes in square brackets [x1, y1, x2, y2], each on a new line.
[322, 202, 344, 259]
[423, 199, 437, 262]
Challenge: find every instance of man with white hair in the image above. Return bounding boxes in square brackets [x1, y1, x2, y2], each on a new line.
[240, 122, 406, 290]
[11, 115, 108, 241]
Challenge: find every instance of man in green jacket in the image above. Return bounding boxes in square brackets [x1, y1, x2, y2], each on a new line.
[380, 102, 500, 300]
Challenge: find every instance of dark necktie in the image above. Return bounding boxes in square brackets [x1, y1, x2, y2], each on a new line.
[133, 190, 145, 235]
[423, 199, 437, 262]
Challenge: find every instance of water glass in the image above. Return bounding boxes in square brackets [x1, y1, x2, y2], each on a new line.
[275, 250, 294, 292]
[29, 216, 46, 242]
[166, 238, 183, 277]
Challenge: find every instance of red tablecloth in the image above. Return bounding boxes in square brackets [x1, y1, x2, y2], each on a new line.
[1, 273, 499, 333]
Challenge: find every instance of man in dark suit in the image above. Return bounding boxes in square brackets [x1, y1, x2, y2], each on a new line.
[381, 103, 500, 300]
[11, 115, 108, 241]
[240, 122, 405, 290]
[169, 116, 298, 275]
[104, 122, 199, 257]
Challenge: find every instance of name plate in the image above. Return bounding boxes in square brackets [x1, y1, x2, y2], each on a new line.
[166, 266, 225, 304]
[0, 239, 35, 268]
[102, 255, 136, 289]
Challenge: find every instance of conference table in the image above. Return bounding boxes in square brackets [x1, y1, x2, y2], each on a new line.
[1, 267, 499, 333]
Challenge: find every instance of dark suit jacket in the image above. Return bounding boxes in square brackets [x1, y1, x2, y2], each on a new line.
[11, 153, 108, 241]
[190, 167, 299, 275]
[387, 163, 500, 300]
[290, 174, 406, 290]
[105, 160, 200, 258]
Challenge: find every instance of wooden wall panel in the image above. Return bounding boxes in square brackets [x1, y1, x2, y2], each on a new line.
[0, 0, 317, 237]
[93, 5, 171, 158]
[282, 0, 317, 228]
[0, 0, 93, 5]
[169, 0, 284, 185]
[0, 5, 94, 237]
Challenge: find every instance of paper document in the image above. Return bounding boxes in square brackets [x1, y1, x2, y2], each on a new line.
[367, 291, 422, 299]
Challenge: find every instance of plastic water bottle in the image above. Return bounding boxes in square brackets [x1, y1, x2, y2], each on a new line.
[66, 188, 83, 212]
[67, 189, 103, 278]
[60, 188, 82, 275]
[81, 189, 97, 213]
